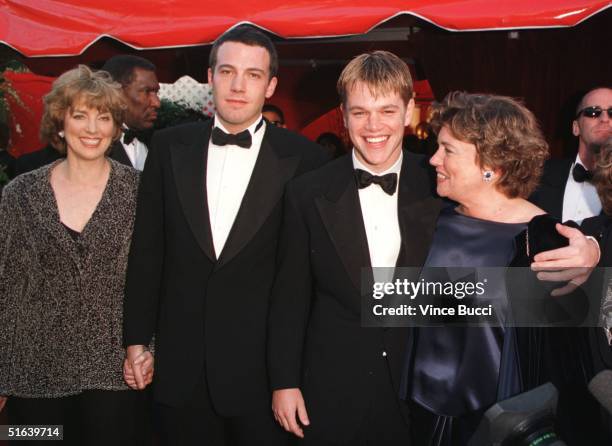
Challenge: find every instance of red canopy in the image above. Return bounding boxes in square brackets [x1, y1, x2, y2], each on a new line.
[1, 0, 610, 57]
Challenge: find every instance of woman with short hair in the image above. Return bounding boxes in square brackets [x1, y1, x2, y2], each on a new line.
[403, 92, 600, 445]
[0, 65, 150, 445]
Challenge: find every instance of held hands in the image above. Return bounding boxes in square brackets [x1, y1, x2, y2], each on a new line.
[531, 223, 600, 296]
[124, 345, 154, 390]
[272, 388, 310, 438]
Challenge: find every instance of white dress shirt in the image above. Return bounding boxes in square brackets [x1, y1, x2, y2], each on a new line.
[120, 127, 148, 171]
[353, 150, 402, 284]
[207, 115, 265, 258]
[562, 154, 601, 224]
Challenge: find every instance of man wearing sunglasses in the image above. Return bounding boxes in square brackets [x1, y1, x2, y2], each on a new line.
[531, 87, 612, 223]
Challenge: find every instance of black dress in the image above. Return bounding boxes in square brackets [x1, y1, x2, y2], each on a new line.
[403, 206, 526, 445]
[403, 207, 611, 445]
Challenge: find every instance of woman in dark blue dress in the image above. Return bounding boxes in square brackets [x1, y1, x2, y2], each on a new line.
[403, 92, 601, 445]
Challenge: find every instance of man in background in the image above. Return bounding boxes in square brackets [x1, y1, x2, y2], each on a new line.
[262, 103, 286, 128]
[531, 87, 612, 223]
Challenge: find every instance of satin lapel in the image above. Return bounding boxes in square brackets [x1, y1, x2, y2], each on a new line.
[109, 141, 132, 167]
[170, 123, 216, 262]
[396, 154, 443, 267]
[543, 159, 572, 219]
[315, 157, 372, 293]
[216, 130, 300, 268]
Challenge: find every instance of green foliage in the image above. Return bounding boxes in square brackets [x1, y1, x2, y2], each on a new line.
[0, 60, 29, 128]
[154, 99, 210, 130]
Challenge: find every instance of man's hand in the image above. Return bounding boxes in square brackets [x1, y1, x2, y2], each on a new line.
[0, 396, 6, 413]
[124, 345, 154, 390]
[272, 388, 310, 438]
[531, 223, 600, 296]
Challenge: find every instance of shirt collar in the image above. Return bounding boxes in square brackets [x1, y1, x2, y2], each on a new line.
[352, 149, 403, 176]
[574, 153, 588, 169]
[213, 114, 265, 138]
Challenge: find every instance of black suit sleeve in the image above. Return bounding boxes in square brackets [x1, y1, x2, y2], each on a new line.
[123, 134, 166, 347]
[268, 181, 313, 390]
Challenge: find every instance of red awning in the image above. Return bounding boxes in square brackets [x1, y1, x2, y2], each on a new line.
[1, 0, 610, 57]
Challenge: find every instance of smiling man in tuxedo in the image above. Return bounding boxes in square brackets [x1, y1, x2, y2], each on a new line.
[267, 52, 602, 446]
[268, 51, 443, 445]
[122, 25, 327, 446]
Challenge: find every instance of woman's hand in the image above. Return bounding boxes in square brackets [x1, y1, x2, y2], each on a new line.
[124, 345, 154, 390]
[0, 396, 7, 413]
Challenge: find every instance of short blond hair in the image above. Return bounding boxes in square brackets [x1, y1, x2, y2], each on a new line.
[40, 65, 125, 154]
[337, 51, 413, 105]
[430, 92, 549, 199]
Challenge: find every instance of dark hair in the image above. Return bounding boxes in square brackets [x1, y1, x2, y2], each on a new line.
[316, 132, 345, 158]
[209, 25, 278, 78]
[262, 104, 284, 124]
[575, 86, 612, 115]
[101, 55, 156, 86]
[430, 92, 549, 199]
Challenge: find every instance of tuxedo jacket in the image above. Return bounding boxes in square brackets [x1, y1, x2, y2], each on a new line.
[123, 120, 327, 415]
[268, 152, 443, 441]
[529, 158, 573, 219]
[14, 141, 133, 175]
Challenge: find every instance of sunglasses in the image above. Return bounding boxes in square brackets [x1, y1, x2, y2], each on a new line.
[575, 106, 612, 119]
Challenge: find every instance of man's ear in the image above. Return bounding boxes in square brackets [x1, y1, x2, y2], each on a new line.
[265, 77, 278, 99]
[572, 120, 580, 137]
[404, 98, 415, 127]
[340, 103, 348, 128]
[207, 68, 213, 85]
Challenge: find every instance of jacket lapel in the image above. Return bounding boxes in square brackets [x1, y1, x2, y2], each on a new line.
[540, 159, 573, 219]
[216, 125, 301, 268]
[396, 154, 443, 267]
[315, 156, 372, 293]
[109, 140, 132, 167]
[170, 122, 216, 262]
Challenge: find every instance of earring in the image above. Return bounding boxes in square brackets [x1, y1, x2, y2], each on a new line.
[483, 170, 494, 182]
[58, 131, 65, 138]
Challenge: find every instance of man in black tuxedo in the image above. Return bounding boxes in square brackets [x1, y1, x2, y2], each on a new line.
[122, 26, 327, 446]
[268, 51, 442, 445]
[530, 87, 612, 223]
[14, 55, 160, 174]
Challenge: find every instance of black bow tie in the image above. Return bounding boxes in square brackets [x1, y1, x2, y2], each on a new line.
[572, 163, 593, 183]
[123, 128, 152, 145]
[211, 127, 253, 149]
[354, 169, 398, 195]
[211, 119, 265, 149]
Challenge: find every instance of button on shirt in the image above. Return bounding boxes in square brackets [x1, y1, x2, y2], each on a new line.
[120, 128, 148, 171]
[207, 116, 266, 258]
[562, 154, 601, 224]
[352, 150, 402, 284]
